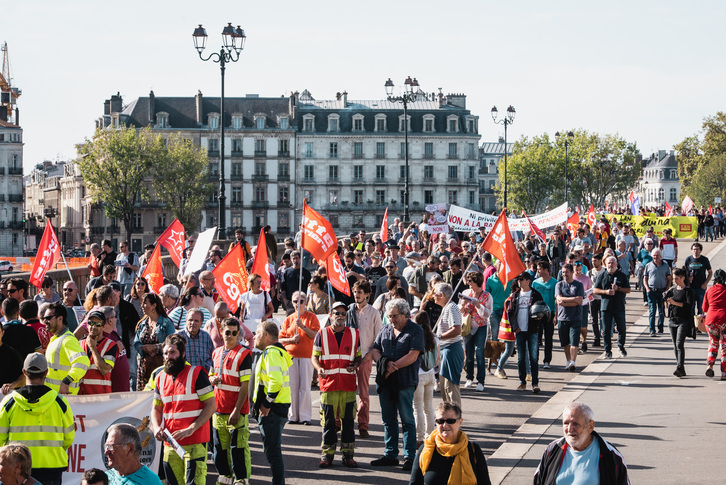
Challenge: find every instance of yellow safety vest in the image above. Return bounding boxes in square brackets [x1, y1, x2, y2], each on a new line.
[46, 329, 91, 395]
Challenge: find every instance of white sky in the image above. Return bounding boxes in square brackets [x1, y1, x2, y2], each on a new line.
[2, 0, 725, 170]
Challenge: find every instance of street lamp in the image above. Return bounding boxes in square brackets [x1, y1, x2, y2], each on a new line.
[385, 76, 421, 224]
[491, 105, 516, 210]
[193, 23, 246, 240]
[556, 131, 575, 209]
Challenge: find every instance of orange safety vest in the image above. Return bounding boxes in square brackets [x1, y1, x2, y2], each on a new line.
[318, 326, 358, 393]
[212, 344, 252, 414]
[79, 337, 116, 395]
[157, 365, 210, 446]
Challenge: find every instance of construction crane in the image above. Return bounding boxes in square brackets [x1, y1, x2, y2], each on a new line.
[1, 42, 21, 124]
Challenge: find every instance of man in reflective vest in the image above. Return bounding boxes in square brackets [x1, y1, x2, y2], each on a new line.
[210, 317, 252, 485]
[0, 353, 75, 485]
[150, 334, 216, 485]
[252, 320, 292, 485]
[42, 302, 90, 395]
[79, 309, 118, 395]
[312, 301, 361, 468]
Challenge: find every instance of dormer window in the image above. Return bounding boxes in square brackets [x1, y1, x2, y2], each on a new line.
[328, 114, 340, 132]
[232, 115, 243, 130]
[278, 116, 289, 129]
[209, 114, 220, 130]
[423, 115, 435, 133]
[303, 114, 315, 132]
[447, 116, 458, 133]
[398, 114, 411, 132]
[466, 116, 478, 134]
[156, 112, 169, 128]
[254, 114, 266, 129]
[375, 114, 387, 132]
[352, 114, 365, 132]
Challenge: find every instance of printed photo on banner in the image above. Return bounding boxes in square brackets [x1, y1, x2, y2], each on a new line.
[423, 203, 449, 234]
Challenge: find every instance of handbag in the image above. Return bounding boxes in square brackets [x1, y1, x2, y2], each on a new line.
[497, 316, 515, 342]
[695, 314, 707, 333]
[461, 314, 472, 337]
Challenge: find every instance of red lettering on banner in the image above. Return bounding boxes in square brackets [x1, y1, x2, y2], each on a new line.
[74, 414, 87, 432]
[67, 443, 87, 473]
[302, 201, 338, 263]
[212, 243, 248, 314]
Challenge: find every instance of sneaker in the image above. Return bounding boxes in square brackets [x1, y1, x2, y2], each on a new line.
[643, 301, 648, 306]
[476, 383, 485, 392]
[359, 429, 370, 439]
[342, 457, 358, 468]
[658, 327, 664, 333]
[516, 383, 527, 391]
[581, 342, 588, 352]
[464, 379, 474, 388]
[619, 348, 627, 358]
[604, 352, 613, 359]
[673, 368, 684, 378]
[649, 332, 656, 337]
[371, 456, 399, 466]
[543, 362, 551, 369]
[680, 367, 687, 376]
[593, 340, 602, 347]
[319, 456, 334, 468]
[233, 480, 248, 485]
[569, 363, 577, 372]
[494, 370, 507, 379]
[526, 374, 532, 381]
[532, 385, 540, 394]
[578, 348, 585, 355]
[402, 458, 414, 472]
[706, 367, 715, 377]
[301, 421, 311, 426]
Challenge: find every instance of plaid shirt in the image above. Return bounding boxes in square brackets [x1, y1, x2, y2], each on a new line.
[176, 328, 216, 371]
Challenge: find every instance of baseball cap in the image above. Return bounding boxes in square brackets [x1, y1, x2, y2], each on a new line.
[385, 240, 398, 249]
[573, 245, 584, 252]
[109, 281, 122, 292]
[331, 301, 347, 311]
[405, 252, 420, 259]
[24, 353, 48, 373]
[87, 310, 107, 322]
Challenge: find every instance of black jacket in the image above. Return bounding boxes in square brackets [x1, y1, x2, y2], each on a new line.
[533, 431, 629, 485]
[507, 287, 544, 333]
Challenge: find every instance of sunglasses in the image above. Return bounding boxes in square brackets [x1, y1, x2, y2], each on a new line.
[224, 330, 239, 336]
[332, 311, 347, 316]
[41, 314, 57, 321]
[63, 288, 74, 292]
[7, 288, 18, 294]
[88, 320, 105, 328]
[435, 418, 459, 425]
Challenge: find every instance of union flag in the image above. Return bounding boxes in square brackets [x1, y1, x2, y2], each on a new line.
[480, 210, 526, 286]
[212, 243, 249, 314]
[158, 219, 186, 268]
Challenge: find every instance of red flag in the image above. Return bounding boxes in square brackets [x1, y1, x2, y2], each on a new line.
[605, 200, 609, 212]
[587, 204, 596, 227]
[613, 201, 617, 212]
[628, 191, 635, 206]
[301, 200, 337, 263]
[212, 244, 249, 314]
[566, 212, 580, 236]
[664, 201, 673, 217]
[250, 227, 270, 292]
[524, 214, 546, 243]
[30, 221, 61, 289]
[480, 210, 526, 286]
[576, 204, 580, 214]
[380, 207, 389, 242]
[324, 252, 351, 296]
[682, 195, 694, 214]
[709, 205, 713, 215]
[141, 244, 164, 294]
[158, 219, 186, 268]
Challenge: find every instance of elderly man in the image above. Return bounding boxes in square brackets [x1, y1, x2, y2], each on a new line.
[176, 309, 215, 371]
[279, 291, 320, 425]
[105, 423, 162, 484]
[115, 241, 139, 297]
[88, 242, 102, 278]
[533, 402, 629, 484]
[159, 284, 180, 315]
[643, 248, 672, 336]
[61, 280, 82, 331]
[594, 256, 631, 359]
[370, 299, 425, 472]
[312, 301, 362, 468]
[198, 271, 219, 315]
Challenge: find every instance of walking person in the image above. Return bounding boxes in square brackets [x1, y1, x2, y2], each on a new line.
[509, 272, 546, 393]
[432, 283, 465, 407]
[643, 249, 672, 336]
[459, 272, 492, 392]
[412, 312, 439, 448]
[594, 256, 631, 359]
[685, 242, 712, 315]
[702, 269, 726, 380]
[555, 264, 584, 371]
[664, 268, 695, 378]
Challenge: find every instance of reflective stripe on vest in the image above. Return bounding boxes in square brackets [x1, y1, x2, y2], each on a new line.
[213, 344, 251, 414]
[319, 327, 358, 393]
[80, 338, 115, 394]
[158, 365, 209, 446]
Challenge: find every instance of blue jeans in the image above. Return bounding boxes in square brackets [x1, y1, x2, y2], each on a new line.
[128, 344, 138, 391]
[705, 226, 714, 241]
[601, 310, 627, 354]
[647, 289, 665, 332]
[489, 309, 503, 340]
[257, 412, 288, 485]
[693, 287, 706, 315]
[516, 331, 539, 386]
[378, 386, 416, 460]
[464, 326, 487, 384]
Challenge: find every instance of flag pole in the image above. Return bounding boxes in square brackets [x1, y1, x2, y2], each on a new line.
[297, 200, 307, 335]
[433, 245, 483, 331]
[59, 250, 74, 282]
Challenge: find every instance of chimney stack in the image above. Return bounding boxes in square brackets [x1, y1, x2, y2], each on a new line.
[195, 90, 203, 126]
[149, 90, 156, 124]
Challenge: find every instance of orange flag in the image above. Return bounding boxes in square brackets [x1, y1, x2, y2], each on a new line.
[324, 252, 351, 296]
[158, 219, 186, 268]
[141, 244, 164, 294]
[30, 220, 61, 289]
[250, 227, 271, 292]
[301, 200, 337, 263]
[480, 210, 525, 286]
[664, 201, 673, 217]
[212, 243, 249, 314]
[566, 212, 580, 236]
[587, 204, 596, 227]
[380, 207, 389, 242]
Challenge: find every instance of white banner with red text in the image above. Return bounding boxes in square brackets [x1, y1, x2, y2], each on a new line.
[63, 391, 159, 483]
[447, 203, 568, 232]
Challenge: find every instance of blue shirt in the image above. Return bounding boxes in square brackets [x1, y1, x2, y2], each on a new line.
[555, 438, 601, 485]
[372, 319, 425, 389]
[555, 279, 585, 322]
[485, 275, 513, 311]
[108, 465, 163, 485]
[532, 277, 557, 313]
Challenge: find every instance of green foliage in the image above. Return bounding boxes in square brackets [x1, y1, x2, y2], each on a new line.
[688, 153, 726, 207]
[675, 112, 726, 203]
[77, 126, 162, 240]
[496, 134, 556, 213]
[152, 134, 213, 234]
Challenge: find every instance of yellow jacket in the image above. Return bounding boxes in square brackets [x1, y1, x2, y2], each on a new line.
[46, 329, 90, 395]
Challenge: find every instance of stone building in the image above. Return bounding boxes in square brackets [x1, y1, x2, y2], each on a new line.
[0, 119, 23, 256]
[638, 150, 680, 208]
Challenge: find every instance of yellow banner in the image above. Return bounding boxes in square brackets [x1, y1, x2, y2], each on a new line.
[606, 215, 698, 239]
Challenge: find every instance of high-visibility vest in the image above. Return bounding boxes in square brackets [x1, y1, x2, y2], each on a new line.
[79, 337, 117, 395]
[0, 388, 75, 469]
[253, 345, 291, 405]
[317, 326, 358, 393]
[212, 344, 252, 414]
[156, 365, 211, 446]
[46, 329, 91, 395]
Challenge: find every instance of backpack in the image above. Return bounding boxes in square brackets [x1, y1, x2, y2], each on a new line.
[421, 344, 439, 372]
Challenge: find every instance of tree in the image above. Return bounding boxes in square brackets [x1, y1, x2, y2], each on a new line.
[675, 112, 726, 198]
[77, 126, 163, 240]
[497, 134, 557, 213]
[152, 134, 213, 234]
[687, 153, 726, 207]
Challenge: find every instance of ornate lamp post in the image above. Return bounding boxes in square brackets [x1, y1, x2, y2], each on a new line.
[385, 76, 421, 223]
[193, 23, 246, 240]
[491, 105, 516, 210]
[556, 131, 575, 208]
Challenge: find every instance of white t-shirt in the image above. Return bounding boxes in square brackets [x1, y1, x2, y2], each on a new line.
[241, 290, 269, 319]
[517, 291, 532, 332]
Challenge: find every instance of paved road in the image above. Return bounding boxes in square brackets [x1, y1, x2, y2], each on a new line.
[203, 238, 722, 484]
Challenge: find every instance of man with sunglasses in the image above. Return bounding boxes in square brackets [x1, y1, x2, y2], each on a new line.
[5, 278, 28, 303]
[79, 310, 119, 395]
[210, 317, 253, 485]
[313, 301, 362, 468]
[43, 302, 90, 395]
[374, 259, 410, 300]
[60, 281, 82, 332]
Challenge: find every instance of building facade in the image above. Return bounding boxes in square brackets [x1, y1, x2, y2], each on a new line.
[294, 89, 480, 233]
[0, 119, 23, 256]
[638, 150, 680, 208]
[478, 138, 511, 214]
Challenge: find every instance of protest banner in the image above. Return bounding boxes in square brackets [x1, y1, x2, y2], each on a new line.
[62, 391, 159, 483]
[605, 214, 698, 239]
[423, 203, 449, 234]
[183, 227, 216, 277]
[448, 202, 567, 232]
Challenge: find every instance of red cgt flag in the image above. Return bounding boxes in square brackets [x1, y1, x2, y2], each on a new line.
[158, 219, 186, 268]
[301, 200, 337, 263]
[664, 201, 673, 217]
[380, 207, 389, 242]
[587, 204, 596, 227]
[212, 243, 249, 314]
[250, 227, 270, 292]
[30, 220, 61, 289]
[141, 244, 165, 294]
[566, 212, 580, 236]
[480, 210, 526, 286]
[524, 214, 546, 243]
[324, 251, 351, 297]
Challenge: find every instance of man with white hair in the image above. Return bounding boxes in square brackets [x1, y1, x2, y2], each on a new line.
[533, 402, 629, 484]
[643, 248, 671, 336]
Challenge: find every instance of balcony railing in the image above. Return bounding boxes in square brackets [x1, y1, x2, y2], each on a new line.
[230, 173, 243, 181]
[423, 153, 434, 159]
[278, 151, 290, 158]
[277, 226, 290, 234]
[375, 153, 385, 159]
[448, 154, 458, 159]
[107, 225, 120, 233]
[7, 167, 22, 175]
[91, 226, 105, 235]
[252, 174, 268, 181]
[277, 200, 291, 207]
[277, 174, 290, 182]
[8, 194, 22, 202]
[230, 200, 243, 207]
[207, 150, 220, 157]
[8, 221, 23, 229]
[353, 152, 364, 159]
[254, 150, 267, 157]
[0, 167, 5, 175]
[251, 201, 269, 208]
[231, 150, 243, 157]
